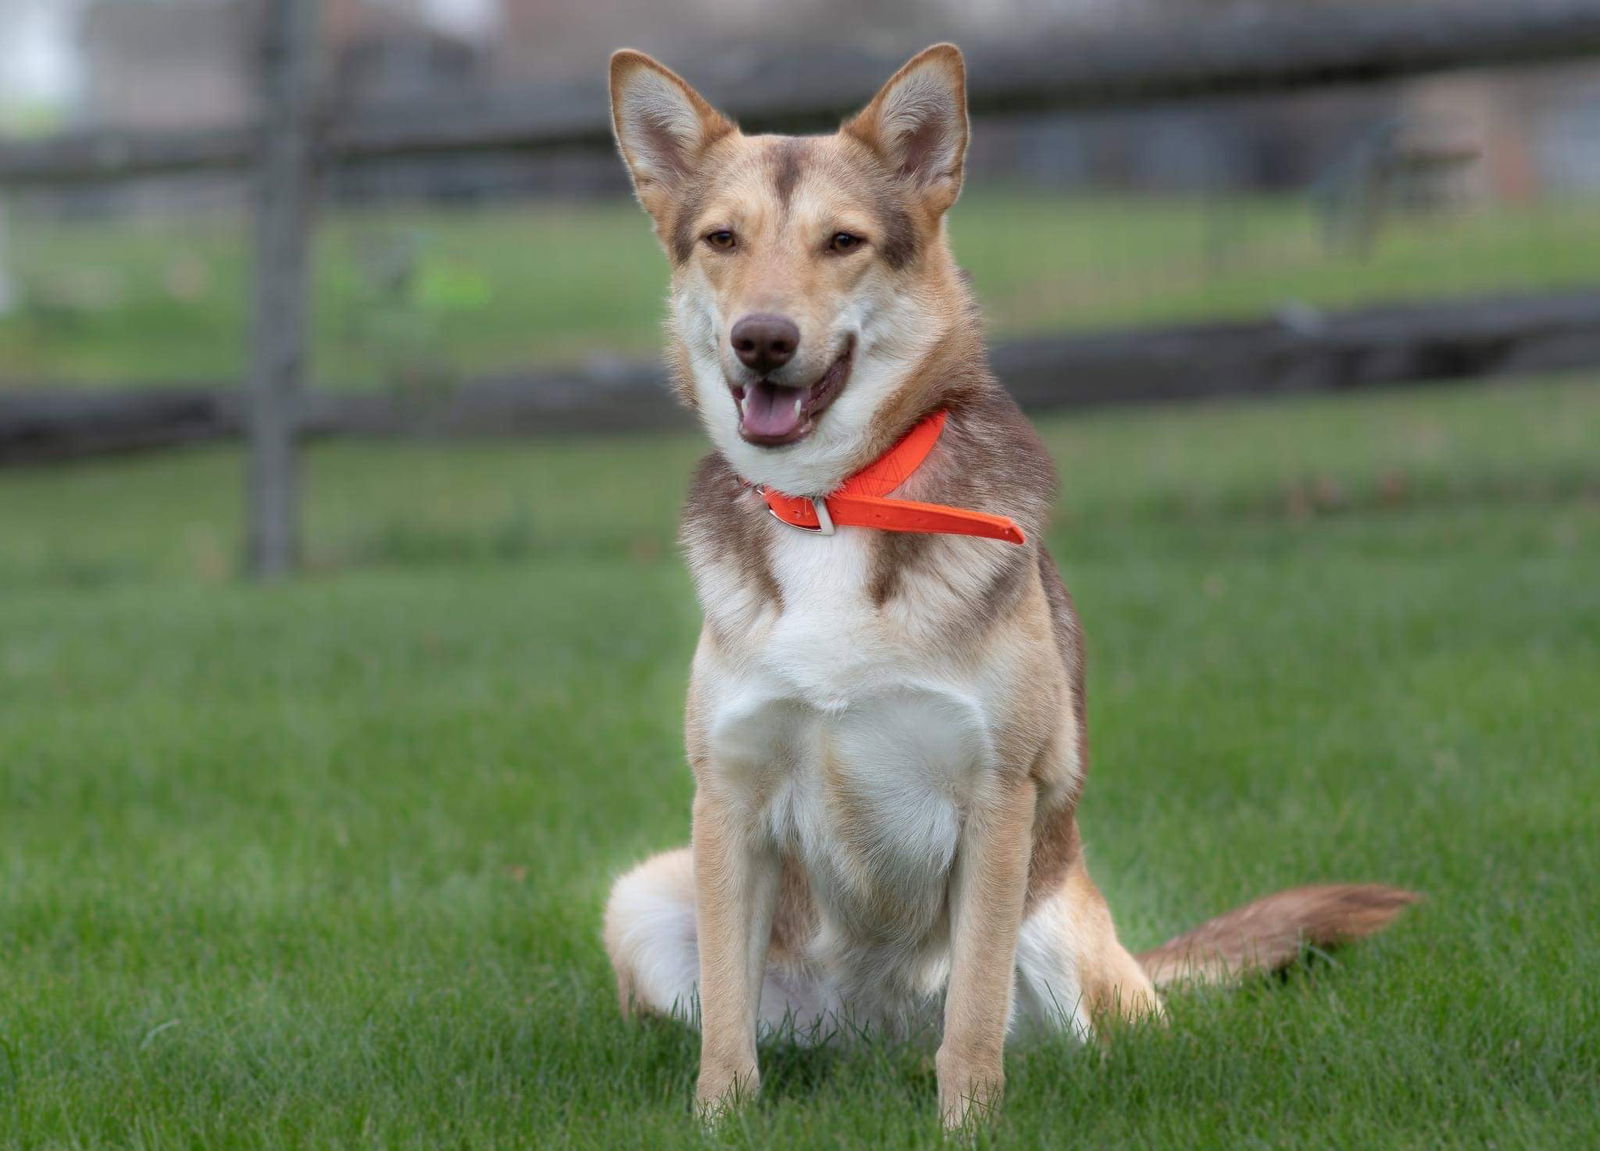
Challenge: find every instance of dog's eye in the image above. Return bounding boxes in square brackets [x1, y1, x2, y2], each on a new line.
[704, 230, 737, 251]
[828, 232, 864, 254]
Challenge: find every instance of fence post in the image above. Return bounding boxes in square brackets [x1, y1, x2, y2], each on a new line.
[0, 198, 13, 316]
[246, 0, 317, 579]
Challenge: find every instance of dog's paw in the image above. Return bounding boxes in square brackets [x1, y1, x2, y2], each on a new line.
[935, 1047, 1003, 1132]
[695, 1063, 760, 1126]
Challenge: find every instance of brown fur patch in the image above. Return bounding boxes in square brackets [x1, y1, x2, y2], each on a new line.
[768, 852, 818, 962]
[1038, 547, 1089, 774]
[681, 452, 782, 616]
[769, 137, 806, 209]
[866, 532, 908, 609]
[669, 179, 711, 264]
[1024, 796, 1081, 912]
[873, 186, 920, 270]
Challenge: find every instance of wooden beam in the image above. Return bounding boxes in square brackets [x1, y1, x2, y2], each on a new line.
[5, 290, 1598, 463]
[5, 1, 1600, 184]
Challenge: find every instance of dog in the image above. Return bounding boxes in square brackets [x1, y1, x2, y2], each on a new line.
[600, 43, 1418, 1128]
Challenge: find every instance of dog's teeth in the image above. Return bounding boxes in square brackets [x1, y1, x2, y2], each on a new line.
[793, 395, 804, 415]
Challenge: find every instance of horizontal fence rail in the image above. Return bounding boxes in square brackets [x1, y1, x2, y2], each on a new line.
[7, 290, 1599, 463]
[6, 0, 1600, 184]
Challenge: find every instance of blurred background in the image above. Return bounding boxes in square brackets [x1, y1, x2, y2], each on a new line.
[1, 0, 1598, 574]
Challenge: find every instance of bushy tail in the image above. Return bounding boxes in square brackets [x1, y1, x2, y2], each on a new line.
[1137, 884, 1420, 989]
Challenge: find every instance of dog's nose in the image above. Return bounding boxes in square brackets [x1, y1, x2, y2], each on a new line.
[731, 314, 799, 374]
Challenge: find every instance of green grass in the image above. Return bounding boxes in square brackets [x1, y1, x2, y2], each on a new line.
[2, 375, 1598, 1147]
[3, 190, 1597, 386]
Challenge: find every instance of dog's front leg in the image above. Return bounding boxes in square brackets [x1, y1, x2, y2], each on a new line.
[691, 789, 779, 1121]
[938, 774, 1036, 1129]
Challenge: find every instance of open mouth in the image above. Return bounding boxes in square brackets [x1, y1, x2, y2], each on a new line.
[731, 340, 854, 447]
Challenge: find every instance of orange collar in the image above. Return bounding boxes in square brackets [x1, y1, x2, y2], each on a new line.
[754, 411, 1026, 545]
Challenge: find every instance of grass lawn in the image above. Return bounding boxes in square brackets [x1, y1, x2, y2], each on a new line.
[2, 189, 1597, 386]
[2, 374, 1598, 1147]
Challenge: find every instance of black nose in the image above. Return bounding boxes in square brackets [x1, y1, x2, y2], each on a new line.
[731, 314, 799, 374]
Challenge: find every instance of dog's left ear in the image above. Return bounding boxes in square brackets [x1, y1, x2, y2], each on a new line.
[843, 44, 968, 215]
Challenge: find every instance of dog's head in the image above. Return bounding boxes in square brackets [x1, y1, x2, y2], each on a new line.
[609, 45, 972, 496]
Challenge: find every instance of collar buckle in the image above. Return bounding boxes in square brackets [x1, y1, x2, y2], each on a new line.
[761, 490, 835, 536]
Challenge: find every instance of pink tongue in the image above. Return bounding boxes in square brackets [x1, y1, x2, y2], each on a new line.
[742, 381, 806, 439]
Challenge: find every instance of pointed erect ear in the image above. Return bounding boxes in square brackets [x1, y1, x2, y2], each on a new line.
[843, 44, 968, 215]
[609, 50, 735, 220]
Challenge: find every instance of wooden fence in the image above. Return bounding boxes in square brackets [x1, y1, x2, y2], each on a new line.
[4, 0, 1600, 574]
[7, 289, 1599, 463]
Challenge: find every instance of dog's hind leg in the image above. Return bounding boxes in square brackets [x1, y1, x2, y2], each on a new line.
[1011, 864, 1163, 1041]
[604, 848, 701, 1021]
[603, 847, 828, 1033]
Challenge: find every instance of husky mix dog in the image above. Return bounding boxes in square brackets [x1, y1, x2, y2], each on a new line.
[599, 44, 1416, 1128]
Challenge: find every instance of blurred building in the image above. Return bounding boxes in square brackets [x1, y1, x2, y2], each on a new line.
[19, 0, 1600, 211]
[70, 0, 497, 207]
[77, 0, 490, 131]
[79, 0, 247, 130]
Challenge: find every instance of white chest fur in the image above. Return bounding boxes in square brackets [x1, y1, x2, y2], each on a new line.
[693, 524, 1010, 1014]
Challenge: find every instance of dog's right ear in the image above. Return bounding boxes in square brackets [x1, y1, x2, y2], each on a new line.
[609, 51, 735, 222]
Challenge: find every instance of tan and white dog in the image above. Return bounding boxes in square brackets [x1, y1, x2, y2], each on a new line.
[601, 44, 1417, 1128]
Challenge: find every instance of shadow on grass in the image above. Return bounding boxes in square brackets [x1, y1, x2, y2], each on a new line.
[620, 1009, 942, 1113]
